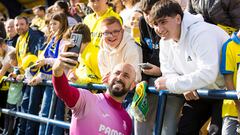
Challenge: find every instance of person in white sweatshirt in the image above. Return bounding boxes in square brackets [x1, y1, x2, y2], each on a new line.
[98, 16, 142, 83]
[150, 0, 229, 135]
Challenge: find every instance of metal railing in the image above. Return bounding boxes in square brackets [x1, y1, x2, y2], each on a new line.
[0, 79, 239, 135]
[0, 108, 70, 129]
[151, 88, 238, 135]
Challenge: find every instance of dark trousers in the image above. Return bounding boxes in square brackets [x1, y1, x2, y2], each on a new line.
[17, 85, 46, 135]
[16, 85, 30, 135]
[177, 99, 223, 135]
[4, 103, 19, 135]
[51, 98, 65, 135]
[0, 90, 8, 129]
[25, 85, 45, 135]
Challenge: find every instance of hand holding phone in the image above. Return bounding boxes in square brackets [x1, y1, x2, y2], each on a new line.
[67, 33, 83, 62]
[138, 63, 153, 70]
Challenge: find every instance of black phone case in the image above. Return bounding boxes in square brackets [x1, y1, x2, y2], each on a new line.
[67, 46, 80, 61]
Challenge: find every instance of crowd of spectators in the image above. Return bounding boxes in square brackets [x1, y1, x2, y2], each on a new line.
[0, 0, 240, 135]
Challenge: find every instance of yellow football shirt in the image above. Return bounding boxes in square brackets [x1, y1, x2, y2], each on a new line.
[221, 32, 240, 117]
[16, 31, 29, 67]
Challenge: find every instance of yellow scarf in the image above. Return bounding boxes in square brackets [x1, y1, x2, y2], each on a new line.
[15, 31, 29, 67]
[217, 24, 237, 35]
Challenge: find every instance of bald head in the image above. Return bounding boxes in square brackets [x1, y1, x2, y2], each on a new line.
[112, 63, 136, 81]
[5, 19, 14, 26]
[107, 63, 136, 99]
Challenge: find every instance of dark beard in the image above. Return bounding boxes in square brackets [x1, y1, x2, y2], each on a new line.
[109, 80, 128, 97]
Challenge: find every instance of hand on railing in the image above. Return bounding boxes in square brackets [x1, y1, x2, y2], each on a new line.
[28, 76, 42, 86]
[16, 75, 25, 82]
[7, 73, 24, 82]
[8, 72, 17, 79]
[35, 59, 45, 68]
[183, 90, 199, 101]
[154, 77, 167, 91]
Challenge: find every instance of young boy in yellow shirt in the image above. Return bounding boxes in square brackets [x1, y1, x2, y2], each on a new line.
[220, 29, 240, 134]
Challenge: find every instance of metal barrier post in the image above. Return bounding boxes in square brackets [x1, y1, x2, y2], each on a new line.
[197, 89, 238, 100]
[154, 90, 168, 135]
[45, 88, 57, 135]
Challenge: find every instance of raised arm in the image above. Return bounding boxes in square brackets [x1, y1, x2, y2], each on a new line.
[52, 72, 79, 107]
[52, 51, 80, 107]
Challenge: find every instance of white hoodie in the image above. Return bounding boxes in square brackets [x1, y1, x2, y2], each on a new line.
[160, 11, 229, 94]
[98, 31, 142, 82]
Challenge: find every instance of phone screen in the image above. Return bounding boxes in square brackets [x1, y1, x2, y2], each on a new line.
[67, 33, 83, 61]
[68, 33, 82, 52]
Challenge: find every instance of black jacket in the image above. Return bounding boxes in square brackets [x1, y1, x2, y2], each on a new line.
[27, 28, 45, 56]
[139, 17, 161, 81]
[187, 0, 240, 29]
[6, 34, 19, 48]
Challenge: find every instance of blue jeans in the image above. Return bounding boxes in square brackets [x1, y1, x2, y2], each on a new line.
[38, 86, 53, 135]
[25, 85, 45, 135]
[16, 85, 30, 135]
[43, 95, 65, 135]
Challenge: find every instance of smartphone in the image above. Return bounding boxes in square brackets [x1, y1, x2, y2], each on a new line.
[138, 63, 153, 69]
[67, 33, 83, 61]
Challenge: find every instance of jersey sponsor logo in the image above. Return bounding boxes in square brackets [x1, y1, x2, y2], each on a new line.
[99, 124, 124, 135]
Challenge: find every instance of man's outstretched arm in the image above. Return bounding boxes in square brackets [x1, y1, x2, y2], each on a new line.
[52, 52, 80, 107]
